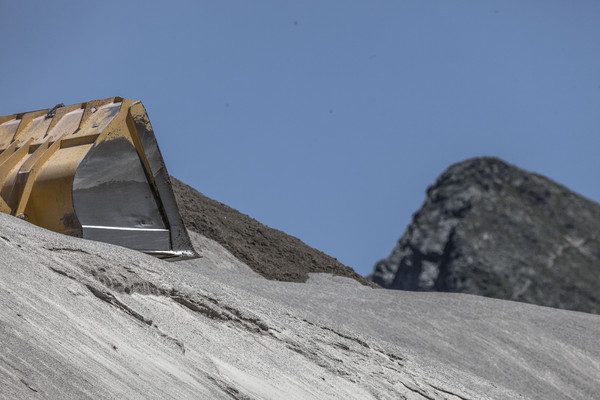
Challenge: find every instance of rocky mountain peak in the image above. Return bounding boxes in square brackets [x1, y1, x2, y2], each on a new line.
[371, 157, 600, 313]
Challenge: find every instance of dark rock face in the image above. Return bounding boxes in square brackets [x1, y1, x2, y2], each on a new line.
[171, 177, 377, 287]
[371, 157, 600, 314]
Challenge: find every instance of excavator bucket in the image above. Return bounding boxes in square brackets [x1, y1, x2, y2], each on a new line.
[0, 97, 197, 259]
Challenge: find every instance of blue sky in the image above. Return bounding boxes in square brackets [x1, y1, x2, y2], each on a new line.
[1, 1, 599, 277]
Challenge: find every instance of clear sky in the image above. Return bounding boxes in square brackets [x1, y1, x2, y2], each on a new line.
[1, 1, 599, 277]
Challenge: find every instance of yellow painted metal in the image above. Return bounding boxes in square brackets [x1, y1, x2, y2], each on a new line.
[0, 114, 18, 125]
[0, 97, 195, 258]
[46, 104, 84, 138]
[0, 99, 128, 228]
[0, 140, 22, 165]
[0, 195, 9, 214]
[0, 117, 20, 148]
[31, 142, 92, 235]
[14, 136, 64, 219]
[1, 99, 114, 231]
[0, 138, 33, 206]
[13, 110, 48, 144]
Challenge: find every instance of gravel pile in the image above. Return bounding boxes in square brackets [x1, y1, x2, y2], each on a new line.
[171, 177, 377, 287]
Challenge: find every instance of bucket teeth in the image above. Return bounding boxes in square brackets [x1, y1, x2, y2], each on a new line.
[0, 98, 197, 260]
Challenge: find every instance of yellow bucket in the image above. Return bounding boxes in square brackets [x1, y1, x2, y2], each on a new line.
[0, 97, 196, 259]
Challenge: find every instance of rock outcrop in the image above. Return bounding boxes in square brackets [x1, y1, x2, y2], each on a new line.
[371, 157, 600, 314]
[171, 177, 377, 287]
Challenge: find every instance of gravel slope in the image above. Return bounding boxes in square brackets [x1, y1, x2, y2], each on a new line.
[171, 177, 376, 287]
[1, 213, 599, 399]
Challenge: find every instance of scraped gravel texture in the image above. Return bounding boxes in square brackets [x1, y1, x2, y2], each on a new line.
[171, 177, 377, 287]
[1, 212, 599, 399]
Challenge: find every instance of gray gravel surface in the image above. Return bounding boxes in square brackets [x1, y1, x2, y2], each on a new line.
[1, 213, 599, 399]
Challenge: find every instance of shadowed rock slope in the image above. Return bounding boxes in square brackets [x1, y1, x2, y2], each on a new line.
[171, 177, 376, 287]
[371, 157, 600, 314]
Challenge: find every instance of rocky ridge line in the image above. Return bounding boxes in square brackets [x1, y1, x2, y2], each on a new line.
[370, 157, 600, 314]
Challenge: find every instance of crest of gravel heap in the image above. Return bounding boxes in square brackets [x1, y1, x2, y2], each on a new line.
[370, 157, 600, 314]
[171, 177, 377, 287]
